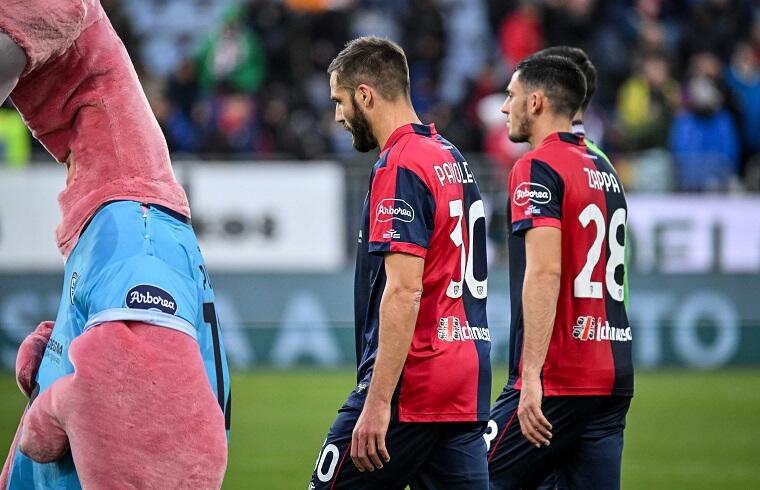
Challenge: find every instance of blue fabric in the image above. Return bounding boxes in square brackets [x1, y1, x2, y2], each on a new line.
[310, 402, 488, 489]
[7, 201, 230, 489]
[669, 109, 740, 190]
[725, 69, 760, 153]
[487, 387, 630, 490]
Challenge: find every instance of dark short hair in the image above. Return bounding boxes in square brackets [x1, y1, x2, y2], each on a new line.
[529, 46, 597, 112]
[327, 36, 410, 100]
[513, 55, 587, 118]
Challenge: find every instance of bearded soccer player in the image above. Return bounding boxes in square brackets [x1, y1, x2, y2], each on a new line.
[310, 36, 491, 489]
[485, 56, 633, 490]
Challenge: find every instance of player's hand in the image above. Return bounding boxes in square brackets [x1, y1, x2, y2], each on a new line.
[517, 375, 552, 448]
[351, 398, 391, 472]
[16, 321, 55, 398]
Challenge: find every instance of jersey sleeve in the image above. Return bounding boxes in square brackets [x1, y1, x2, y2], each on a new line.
[77, 256, 200, 340]
[0, 0, 87, 76]
[368, 163, 436, 258]
[509, 157, 564, 235]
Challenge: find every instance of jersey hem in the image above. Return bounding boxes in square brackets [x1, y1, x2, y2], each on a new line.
[543, 387, 633, 396]
[84, 308, 198, 340]
[369, 241, 428, 259]
[512, 217, 561, 234]
[397, 411, 489, 423]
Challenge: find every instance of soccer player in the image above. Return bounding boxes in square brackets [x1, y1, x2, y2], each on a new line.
[310, 36, 492, 489]
[485, 56, 633, 490]
[528, 46, 612, 164]
[530, 46, 629, 309]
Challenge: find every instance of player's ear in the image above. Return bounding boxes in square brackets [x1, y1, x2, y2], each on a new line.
[529, 91, 543, 115]
[355, 84, 373, 109]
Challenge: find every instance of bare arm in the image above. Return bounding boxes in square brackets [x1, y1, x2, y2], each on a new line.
[0, 32, 26, 104]
[351, 252, 423, 472]
[521, 227, 562, 377]
[518, 226, 562, 447]
[368, 252, 423, 405]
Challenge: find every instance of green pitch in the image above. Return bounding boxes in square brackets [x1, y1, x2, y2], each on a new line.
[0, 369, 758, 489]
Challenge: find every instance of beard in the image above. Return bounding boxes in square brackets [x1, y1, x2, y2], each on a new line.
[346, 99, 378, 153]
[508, 100, 531, 143]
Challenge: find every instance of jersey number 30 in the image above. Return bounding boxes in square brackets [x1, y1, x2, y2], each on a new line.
[447, 199, 487, 299]
[573, 204, 626, 302]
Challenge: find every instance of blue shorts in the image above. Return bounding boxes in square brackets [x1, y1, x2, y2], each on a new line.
[311, 398, 488, 490]
[486, 386, 630, 490]
[7, 201, 231, 490]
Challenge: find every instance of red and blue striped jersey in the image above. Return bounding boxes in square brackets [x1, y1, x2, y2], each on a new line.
[506, 132, 633, 397]
[353, 123, 491, 422]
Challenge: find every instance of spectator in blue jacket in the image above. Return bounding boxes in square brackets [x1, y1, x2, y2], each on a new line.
[669, 76, 740, 191]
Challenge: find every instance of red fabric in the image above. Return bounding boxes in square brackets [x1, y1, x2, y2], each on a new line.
[509, 133, 624, 396]
[389, 242, 428, 258]
[368, 124, 489, 422]
[498, 9, 544, 68]
[531, 217, 561, 229]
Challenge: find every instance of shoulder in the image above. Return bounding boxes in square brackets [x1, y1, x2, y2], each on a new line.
[384, 133, 449, 185]
[513, 143, 565, 174]
[0, 0, 94, 75]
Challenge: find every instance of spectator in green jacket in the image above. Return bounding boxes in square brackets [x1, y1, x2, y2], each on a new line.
[197, 6, 266, 95]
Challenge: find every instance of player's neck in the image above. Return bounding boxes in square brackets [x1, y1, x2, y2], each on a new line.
[373, 102, 422, 150]
[529, 115, 573, 148]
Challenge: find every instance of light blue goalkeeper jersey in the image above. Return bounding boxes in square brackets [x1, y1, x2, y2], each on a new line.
[7, 200, 231, 489]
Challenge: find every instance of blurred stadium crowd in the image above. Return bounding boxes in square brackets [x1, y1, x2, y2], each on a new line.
[2, 0, 760, 192]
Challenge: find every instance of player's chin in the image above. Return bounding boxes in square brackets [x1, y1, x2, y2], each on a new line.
[352, 138, 378, 153]
[508, 131, 527, 144]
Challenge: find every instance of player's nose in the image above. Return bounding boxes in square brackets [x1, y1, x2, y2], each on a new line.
[500, 98, 509, 115]
[334, 105, 344, 124]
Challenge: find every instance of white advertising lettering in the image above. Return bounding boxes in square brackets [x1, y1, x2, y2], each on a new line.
[583, 167, 621, 193]
[126, 285, 178, 315]
[513, 182, 552, 206]
[376, 199, 415, 223]
[572, 316, 632, 342]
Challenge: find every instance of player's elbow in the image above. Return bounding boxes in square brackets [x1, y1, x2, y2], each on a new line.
[525, 266, 561, 285]
[384, 283, 423, 306]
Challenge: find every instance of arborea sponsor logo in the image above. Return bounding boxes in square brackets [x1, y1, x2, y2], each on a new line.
[376, 199, 415, 223]
[126, 284, 178, 315]
[438, 316, 491, 342]
[572, 316, 632, 342]
[513, 182, 552, 206]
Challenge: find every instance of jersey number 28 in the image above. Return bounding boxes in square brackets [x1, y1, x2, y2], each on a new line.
[573, 204, 626, 302]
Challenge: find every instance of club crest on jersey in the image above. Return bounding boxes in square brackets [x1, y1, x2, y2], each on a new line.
[513, 182, 551, 206]
[126, 285, 177, 315]
[376, 199, 415, 223]
[70, 272, 78, 305]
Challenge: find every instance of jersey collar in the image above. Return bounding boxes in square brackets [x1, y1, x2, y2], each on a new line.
[571, 119, 586, 136]
[538, 131, 585, 148]
[382, 123, 437, 152]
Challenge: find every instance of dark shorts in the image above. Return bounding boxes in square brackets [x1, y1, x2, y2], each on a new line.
[486, 386, 631, 490]
[310, 405, 489, 490]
